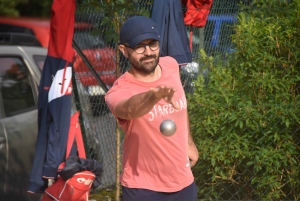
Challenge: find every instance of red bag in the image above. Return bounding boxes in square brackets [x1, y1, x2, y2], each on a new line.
[42, 112, 95, 201]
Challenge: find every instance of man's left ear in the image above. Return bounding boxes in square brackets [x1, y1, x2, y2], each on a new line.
[119, 45, 128, 58]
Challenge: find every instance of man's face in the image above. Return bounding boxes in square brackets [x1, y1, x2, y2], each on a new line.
[125, 39, 160, 75]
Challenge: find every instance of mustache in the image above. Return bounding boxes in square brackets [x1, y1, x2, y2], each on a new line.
[140, 55, 156, 62]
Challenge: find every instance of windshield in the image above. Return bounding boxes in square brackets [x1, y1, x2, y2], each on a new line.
[33, 55, 46, 70]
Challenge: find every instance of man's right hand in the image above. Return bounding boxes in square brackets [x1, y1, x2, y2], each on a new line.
[114, 85, 179, 120]
[150, 86, 180, 110]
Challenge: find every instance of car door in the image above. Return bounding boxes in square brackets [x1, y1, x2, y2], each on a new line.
[0, 55, 41, 201]
[0, 89, 8, 195]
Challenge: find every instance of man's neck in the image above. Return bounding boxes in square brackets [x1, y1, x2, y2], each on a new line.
[129, 65, 162, 82]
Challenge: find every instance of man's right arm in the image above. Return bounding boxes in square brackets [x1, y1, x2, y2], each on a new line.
[114, 86, 180, 120]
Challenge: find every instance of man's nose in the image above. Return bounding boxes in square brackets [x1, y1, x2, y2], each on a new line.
[144, 45, 152, 55]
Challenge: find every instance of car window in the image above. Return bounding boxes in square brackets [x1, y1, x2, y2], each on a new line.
[0, 56, 36, 117]
[0, 24, 35, 36]
[33, 55, 46, 70]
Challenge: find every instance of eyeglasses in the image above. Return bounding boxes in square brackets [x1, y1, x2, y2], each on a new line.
[122, 40, 160, 54]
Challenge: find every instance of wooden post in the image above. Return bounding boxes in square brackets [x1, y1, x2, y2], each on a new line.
[115, 126, 121, 201]
[115, 16, 121, 201]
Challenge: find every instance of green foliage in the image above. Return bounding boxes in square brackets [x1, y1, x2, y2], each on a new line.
[0, 0, 28, 16]
[90, 187, 116, 200]
[16, 0, 52, 18]
[188, 0, 300, 200]
[78, 0, 152, 43]
[0, 0, 53, 18]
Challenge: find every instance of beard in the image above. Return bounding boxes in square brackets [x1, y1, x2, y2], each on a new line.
[128, 53, 160, 75]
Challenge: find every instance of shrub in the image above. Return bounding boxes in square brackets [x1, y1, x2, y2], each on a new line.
[188, 0, 300, 200]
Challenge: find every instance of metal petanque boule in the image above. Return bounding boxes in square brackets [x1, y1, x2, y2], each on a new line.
[160, 120, 177, 136]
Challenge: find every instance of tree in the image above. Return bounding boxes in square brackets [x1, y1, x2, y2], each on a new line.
[0, 0, 28, 17]
[0, 0, 51, 17]
[16, 0, 51, 18]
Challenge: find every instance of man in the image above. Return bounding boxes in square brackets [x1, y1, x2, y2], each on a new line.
[105, 16, 199, 201]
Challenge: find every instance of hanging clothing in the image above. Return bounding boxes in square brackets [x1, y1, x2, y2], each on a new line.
[182, 0, 213, 28]
[27, 0, 75, 193]
[151, 0, 192, 65]
[181, 0, 213, 51]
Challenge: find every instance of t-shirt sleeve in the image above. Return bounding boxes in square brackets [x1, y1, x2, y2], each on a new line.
[161, 56, 180, 77]
[105, 85, 132, 117]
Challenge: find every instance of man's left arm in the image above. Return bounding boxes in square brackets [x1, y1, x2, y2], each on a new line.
[187, 115, 199, 167]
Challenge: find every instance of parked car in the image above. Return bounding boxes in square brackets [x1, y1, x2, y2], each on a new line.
[0, 34, 46, 201]
[0, 17, 116, 115]
[72, 29, 116, 116]
[0, 17, 50, 48]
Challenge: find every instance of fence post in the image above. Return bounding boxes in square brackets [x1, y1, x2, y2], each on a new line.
[115, 18, 122, 201]
[115, 126, 121, 201]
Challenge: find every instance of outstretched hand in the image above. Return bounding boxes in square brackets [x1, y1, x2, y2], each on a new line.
[149, 86, 180, 110]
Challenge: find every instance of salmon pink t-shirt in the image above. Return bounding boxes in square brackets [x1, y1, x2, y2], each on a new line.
[105, 56, 194, 192]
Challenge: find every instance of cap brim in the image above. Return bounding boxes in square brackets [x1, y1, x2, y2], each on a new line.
[127, 32, 160, 48]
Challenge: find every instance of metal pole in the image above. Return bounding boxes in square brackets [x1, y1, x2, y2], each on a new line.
[71, 67, 90, 158]
[72, 39, 108, 92]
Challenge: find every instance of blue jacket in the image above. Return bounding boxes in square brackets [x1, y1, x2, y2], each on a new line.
[27, 0, 75, 193]
[151, 0, 192, 65]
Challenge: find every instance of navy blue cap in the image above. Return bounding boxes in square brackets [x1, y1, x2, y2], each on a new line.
[120, 16, 160, 48]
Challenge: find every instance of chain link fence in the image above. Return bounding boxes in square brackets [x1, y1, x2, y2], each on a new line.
[72, 0, 300, 200]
